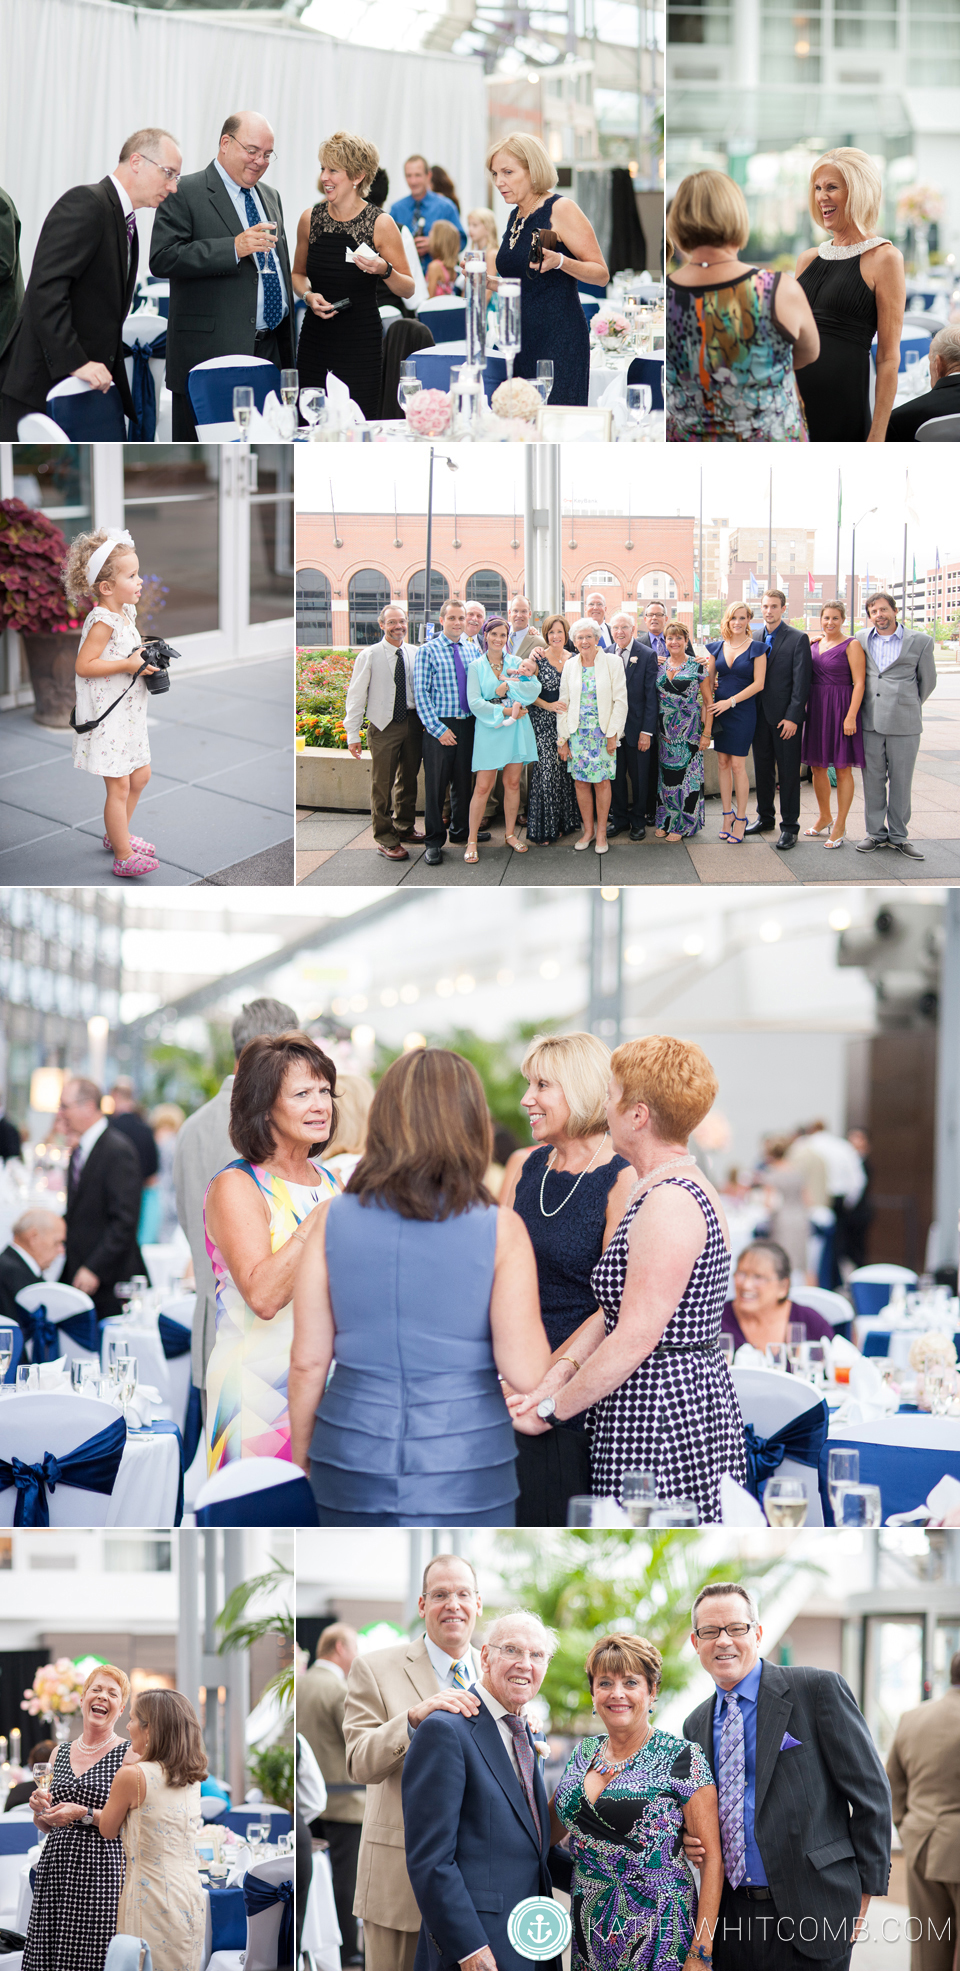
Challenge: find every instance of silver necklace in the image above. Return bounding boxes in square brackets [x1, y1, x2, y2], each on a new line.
[635, 1153, 698, 1192]
[592, 1727, 652, 1775]
[818, 235, 890, 261]
[539, 1137, 607, 1218]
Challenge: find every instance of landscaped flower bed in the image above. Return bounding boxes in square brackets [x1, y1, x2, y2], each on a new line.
[296, 647, 366, 749]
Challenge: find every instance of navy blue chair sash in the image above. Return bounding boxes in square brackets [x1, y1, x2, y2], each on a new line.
[743, 1399, 830, 1517]
[242, 1873, 293, 1968]
[24, 1302, 59, 1363]
[2, 1327, 24, 1381]
[158, 1313, 191, 1359]
[208, 1883, 246, 1954]
[197, 1475, 319, 1528]
[127, 331, 166, 441]
[59, 1307, 100, 1352]
[0, 1413, 126, 1526]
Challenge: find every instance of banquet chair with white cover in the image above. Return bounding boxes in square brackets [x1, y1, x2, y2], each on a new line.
[122, 309, 167, 442]
[16, 413, 69, 441]
[417, 297, 467, 342]
[399, 225, 429, 309]
[795, 1286, 852, 1330]
[15, 1280, 99, 1364]
[731, 1366, 826, 1524]
[46, 376, 125, 439]
[206, 1855, 294, 1971]
[848, 1263, 917, 1320]
[0, 1394, 125, 1526]
[194, 1456, 319, 1527]
[916, 414, 960, 441]
[103, 1941, 153, 1971]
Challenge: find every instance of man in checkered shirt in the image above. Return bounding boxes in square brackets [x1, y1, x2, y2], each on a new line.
[415, 598, 488, 865]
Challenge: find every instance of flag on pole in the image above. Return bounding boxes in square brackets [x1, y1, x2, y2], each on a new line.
[807, 570, 814, 593]
[748, 571, 761, 596]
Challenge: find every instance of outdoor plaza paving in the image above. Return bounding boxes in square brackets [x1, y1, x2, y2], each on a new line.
[297, 672, 960, 889]
[0, 657, 294, 886]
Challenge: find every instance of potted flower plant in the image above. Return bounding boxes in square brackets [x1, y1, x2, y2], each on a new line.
[0, 498, 84, 726]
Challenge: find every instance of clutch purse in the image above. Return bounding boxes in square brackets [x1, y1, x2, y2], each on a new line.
[528, 228, 562, 272]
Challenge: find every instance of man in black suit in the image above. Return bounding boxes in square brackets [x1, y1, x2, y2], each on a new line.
[637, 599, 670, 823]
[886, 325, 960, 442]
[607, 611, 657, 841]
[745, 590, 812, 850]
[0, 1209, 65, 1340]
[0, 129, 182, 439]
[150, 110, 296, 442]
[683, 1583, 891, 1971]
[56, 1077, 144, 1324]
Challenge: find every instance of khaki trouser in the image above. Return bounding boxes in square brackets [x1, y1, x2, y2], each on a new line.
[361, 1921, 419, 1971]
[368, 711, 423, 846]
[905, 1863, 960, 1971]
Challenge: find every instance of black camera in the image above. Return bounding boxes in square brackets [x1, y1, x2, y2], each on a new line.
[139, 637, 180, 696]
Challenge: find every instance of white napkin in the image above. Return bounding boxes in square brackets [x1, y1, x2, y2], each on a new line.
[325, 371, 365, 428]
[887, 1473, 960, 1526]
[597, 373, 628, 429]
[734, 1343, 767, 1368]
[345, 242, 379, 267]
[36, 1358, 69, 1390]
[835, 1356, 900, 1423]
[828, 1333, 860, 1369]
[720, 1475, 766, 1526]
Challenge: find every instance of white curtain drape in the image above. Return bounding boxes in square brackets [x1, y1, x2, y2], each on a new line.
[1, 0, 487, 278]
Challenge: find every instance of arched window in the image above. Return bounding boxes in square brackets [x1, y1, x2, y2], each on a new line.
[466, 569, 507, 615]
[349, 568, 391, 646]
[296, 568, 332, 644]
[638, 569, 679, 602]
[407, 569, 450, 632]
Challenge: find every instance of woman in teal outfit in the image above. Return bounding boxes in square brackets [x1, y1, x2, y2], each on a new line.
[464, 615, 540, 864]
[655, 620, 713, 840]
[552, 1633, 723, 1971]
[557, 618, 627, 856]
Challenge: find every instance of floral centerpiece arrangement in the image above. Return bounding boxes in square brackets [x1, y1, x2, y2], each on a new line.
[490, 376, 541, 427]
[896, 185, 944, 226]
[908, 1330, 957, 1373]
[22, 1658, 86, 1723]
[590, 312, 632, 356]
[296, 647, 366, 749]
[405, 388, 453, 438]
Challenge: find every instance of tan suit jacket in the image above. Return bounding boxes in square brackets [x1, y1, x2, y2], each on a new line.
[297, 1662, 365, 1824]
[343, 1634, 482, 1931]
[886, 1686, 960, 1881]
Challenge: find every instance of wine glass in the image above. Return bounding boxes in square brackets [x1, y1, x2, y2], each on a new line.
[299, 386, 326, 439]
[114, 1281, 135, 1320]
[120, 1355, 138, 1409]
[626, 383, 652, 435]
[827, 1448, 859, 1521]
[536, 360, 553, 403]
[765, 1343, 788, 1373]
[70, 1358, 86, 1392]
[127, 1276, 149, 1320]
[718, 1333, 735, 1369]
[0, 1326, 13, 1386]
[232, 386, 254, 436]
[246, 1821, 267, 1853]
[648, 1499, 700, 1526]
[763, 1477, 808, 1527]
[835, 1483, 882, 1528]
[621, 1470, 658, 1527]
[787, 1322, 807, 1374]
[16, 1364, 34, 1394]
[566, 1496, 603, 1527]
[32, 1762, 53, 1801]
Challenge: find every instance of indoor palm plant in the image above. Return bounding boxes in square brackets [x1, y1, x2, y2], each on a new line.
[0, 498, 83, 726]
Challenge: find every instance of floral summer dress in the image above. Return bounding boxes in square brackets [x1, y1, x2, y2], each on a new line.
[568, 664, 616, 783]
[72, 603, 148, 777]
[554, 1730, 714, 1971]
[204, 1156, 338, 1470]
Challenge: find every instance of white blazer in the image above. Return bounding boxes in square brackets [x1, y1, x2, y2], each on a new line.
[557, 647, 628, 743]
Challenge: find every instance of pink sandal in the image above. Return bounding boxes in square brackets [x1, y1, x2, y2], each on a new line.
[112, 851, 159, 878]
[104, 833, 155, 855]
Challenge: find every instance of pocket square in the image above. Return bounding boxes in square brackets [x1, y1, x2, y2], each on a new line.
[780, 1732, 802, 1751]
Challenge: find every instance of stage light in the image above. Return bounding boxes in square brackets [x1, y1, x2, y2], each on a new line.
[403, 1032, 427, 1052]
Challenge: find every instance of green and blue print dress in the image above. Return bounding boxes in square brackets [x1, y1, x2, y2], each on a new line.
[568, 664, 616, 783]
[554, 1729, 714, 1971]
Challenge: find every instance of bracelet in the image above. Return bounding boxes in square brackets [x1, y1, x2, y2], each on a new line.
[557, 254, 564, 271]
[558, 1354, 581, 1372]
[291, 1229, 309, 1247]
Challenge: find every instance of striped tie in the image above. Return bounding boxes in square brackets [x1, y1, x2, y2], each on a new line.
[717, 1693, 746, 1889]
[451, 1659, 472, 1689]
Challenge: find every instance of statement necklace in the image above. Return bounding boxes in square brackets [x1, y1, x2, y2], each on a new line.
[592, 1727, 652, 1775]
[818, 235, 890, 261]
[539, 1137, 607, 1218]
[507, 202, 536, 249]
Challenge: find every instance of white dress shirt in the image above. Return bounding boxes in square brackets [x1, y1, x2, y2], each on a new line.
[592, 621, 615, 650]
[73, 1116, 108, 1175]
[213, 158, 287, 333]
[423, 1634, 478, 1689]
[475, 1683, 525, 1783]
[344, 638, 417, 744]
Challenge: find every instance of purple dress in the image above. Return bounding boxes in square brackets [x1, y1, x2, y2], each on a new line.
[801, 637, 865, 768]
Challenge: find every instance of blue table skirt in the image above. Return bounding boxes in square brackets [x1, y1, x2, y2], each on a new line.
[862, 1328, 960, 1357]
[819, 1436, 960, 1523]
[220, 1809, 292, 1837]
[0, 1822, 40, 1854]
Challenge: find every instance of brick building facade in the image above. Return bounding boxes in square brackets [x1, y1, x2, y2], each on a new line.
[296, 508, 696, 644]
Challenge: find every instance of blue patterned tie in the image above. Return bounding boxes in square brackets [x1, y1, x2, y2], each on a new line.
[241, 188, 284, 331]
[451, 1659, 472, 1689]
[717, 1694, 746, 1888]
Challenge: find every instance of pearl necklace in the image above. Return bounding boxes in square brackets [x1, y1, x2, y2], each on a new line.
[818, 236, 891, 260]
[539, 1137, 607, 1218]
[635, 1153, 698, 1192]
[592, 1727, 653, 1775]
[77, 1732, 119, 1753]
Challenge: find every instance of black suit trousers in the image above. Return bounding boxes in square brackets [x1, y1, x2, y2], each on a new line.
[611, 742, 651, 830]
[714, 1884, 852, 1971]
[422, 719, 475, 848]
[753, 711, 802, 831]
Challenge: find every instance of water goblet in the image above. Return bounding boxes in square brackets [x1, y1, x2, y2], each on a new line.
[0, 1325, 13, 1385]
[648, 1499, 699, 1526]
[621, 1470, 658, 1527]
[763, 1477, 808, 1527]
[232, 386, 254, 436]
[299, 386, 326, 439]
[626, 383, 652, 436]
[835, 1483, 882, 1529]
[827, 1448, 859, 1522]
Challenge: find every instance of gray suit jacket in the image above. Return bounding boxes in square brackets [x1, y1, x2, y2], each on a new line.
[173, 1075, 234, 1388]
[685, 1660, 891, 1959]
[855, 628, 937, 736]
[149, 163, 295, 392]
[344, 638, 417, 744]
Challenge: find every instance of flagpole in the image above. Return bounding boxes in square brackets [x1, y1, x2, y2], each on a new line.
[835, 471, 841, 600]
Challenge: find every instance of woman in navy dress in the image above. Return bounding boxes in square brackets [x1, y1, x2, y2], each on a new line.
[488, 133, 608, 406]
[500, 1032, 636, 1525]
[704, 601, 767, 844]
[289, 1047, 552, 1526]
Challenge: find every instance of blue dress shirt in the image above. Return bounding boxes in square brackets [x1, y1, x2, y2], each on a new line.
[390, 190, 467, 251]
[214, 158, 288, 333]
[712, 1659, 768, 1886]
[867, 624, 904, 673]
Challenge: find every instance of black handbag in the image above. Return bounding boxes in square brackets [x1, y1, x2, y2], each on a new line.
[70, 637, 180, 735]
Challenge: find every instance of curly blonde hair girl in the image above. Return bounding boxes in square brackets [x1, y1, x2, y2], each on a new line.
[63, 530, 135, 608]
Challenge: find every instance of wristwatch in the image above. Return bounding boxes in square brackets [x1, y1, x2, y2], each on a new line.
[536, 1397, 558, 1426]
[81, 1812, 95, 1827]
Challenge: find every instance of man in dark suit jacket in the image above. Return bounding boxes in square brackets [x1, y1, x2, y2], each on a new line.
[608, 612, 658, 840]
[0, 1210, 66, 1343]
[0, 129, 182, 438]
[56, 1077, 144, 1324]
[745, 590, 812, 849]
[0, 184, 24, 360]
[886, 327, 960, 442]
[402, 1613, 564, 1971]
[683, 1584, 891, 1971]
[150, 110, 296, 441]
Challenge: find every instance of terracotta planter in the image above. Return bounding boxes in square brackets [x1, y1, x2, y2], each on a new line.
[20, 631, 78, 727]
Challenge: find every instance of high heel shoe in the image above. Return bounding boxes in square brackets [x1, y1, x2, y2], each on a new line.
[719, 810, 735, 842]
[824, 832, 845, 849]
[804, 822, 832, 838]
[728, 814, 747, 845]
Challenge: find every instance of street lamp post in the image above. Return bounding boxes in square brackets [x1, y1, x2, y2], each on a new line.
[422, 449, 458, 641]
[850, 506, 877, 629]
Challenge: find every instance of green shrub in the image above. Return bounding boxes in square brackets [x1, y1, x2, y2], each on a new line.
[296, 646, 367, 749]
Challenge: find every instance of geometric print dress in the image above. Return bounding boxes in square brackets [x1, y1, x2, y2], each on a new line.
[204, 1157, 338, 1471]
[590, 1177, 746, 1522]
[554, 1730, 715, 1971]
[23, 1740, 127, 1971]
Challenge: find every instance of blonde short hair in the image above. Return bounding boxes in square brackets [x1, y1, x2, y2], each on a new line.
[82, 1663, 131, 1709]
[808, 150, 882, 236]
[486, 132, 557, 200]
[720, 601, 754, 640]
[318, 130, 379, 196]
[668, 171, 750, 255]
[610, 1035, 719, 1142]
[521, 1032, 613, 1139]
[62, 529, 136, 606]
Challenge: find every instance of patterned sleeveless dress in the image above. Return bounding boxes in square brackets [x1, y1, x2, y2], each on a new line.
[297, 199, 385, 418]
[204, 1156, 338, 1470]
[116, 1762, 205, 1971]
[23, 1741, 126, 1971]
[590, 1176, 745, 1522]
[666, 269, 807, 442]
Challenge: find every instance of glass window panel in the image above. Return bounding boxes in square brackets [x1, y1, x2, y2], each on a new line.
[350, 568, 392, 645]
[122, 447, 220, 638]
[908, 21, 960, 46]
[834, 13, 897, 38]
[10, 446, 93, 537]
[932, 1622, 960, 1698]
[466, 569, 508, 613]
[867, 1619, 924, 1758]
[406, 569, 451, 618]
[297, 569, 333, 643]
[668, 7, 732, 42]
[249, 445, 295, 625]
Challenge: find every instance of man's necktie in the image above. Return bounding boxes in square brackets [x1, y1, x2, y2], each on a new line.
[69, 1146, 83, 1195]
[717, 1694, 746, 1888]
[451, 1659, 472, 1689]
[241, 189, 284, 331]
[125, 211, 136, 248]
[503, 1713, 541, 1843]
[392, 651, 408, 725]
[451, 641, 471, 715]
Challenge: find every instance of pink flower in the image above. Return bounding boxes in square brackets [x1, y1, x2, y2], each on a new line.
[406, 388, 452, 436]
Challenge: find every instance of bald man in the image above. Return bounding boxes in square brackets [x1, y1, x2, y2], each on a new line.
[0, 1209, 66, 1344]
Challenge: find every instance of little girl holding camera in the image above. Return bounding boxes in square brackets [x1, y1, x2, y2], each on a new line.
[64, 527, 160, 877]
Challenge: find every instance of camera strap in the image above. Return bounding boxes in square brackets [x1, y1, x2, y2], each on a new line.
[70, 659, 151, 736]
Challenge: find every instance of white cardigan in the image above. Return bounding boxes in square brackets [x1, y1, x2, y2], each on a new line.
[557, 648, 628, 743]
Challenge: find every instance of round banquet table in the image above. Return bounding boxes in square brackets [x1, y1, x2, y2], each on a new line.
[0, 1390, 181, 1526]
[821, 1411, 960, 1522]
[14, 1850, 249, 1970]
[102, 1308, 194, 1432]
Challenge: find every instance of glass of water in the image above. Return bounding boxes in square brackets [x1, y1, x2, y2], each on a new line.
[0, 1325, 13, 1385]
[299, 386, 326, 438]
[621, 1470, 659, 1527]
[70, 1357, 86, 1392]
[232, 386, 254, 435]
[787, 1322, 807, 1373]
[626, 383, 652, 433]
[399, 360, 422, 410]
[827, 1448, 859, 1521]
[16, 1364, 35, 1394]
[835, 1483, 882, 1528]
[766, 1343, 789, 1373]
[764, 1477, 808, 1526]
[648, 1499, 699, 1526]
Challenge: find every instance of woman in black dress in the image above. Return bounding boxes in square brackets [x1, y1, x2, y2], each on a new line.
[500, 1032, 635, 1525]
[23, 1664, 132, 1971]
[795, 148, 905, 442]
[293, 131, 415, 421]
[487, 133, 608, 406]
[527, 613, 581, 844]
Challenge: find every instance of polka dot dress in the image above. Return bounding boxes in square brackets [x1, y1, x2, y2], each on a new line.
[589, 1177, 746, 1523]
[23, 1740, 126, 1971]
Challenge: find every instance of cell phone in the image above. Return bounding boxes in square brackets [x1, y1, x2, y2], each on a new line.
[328, 296, 352, 313]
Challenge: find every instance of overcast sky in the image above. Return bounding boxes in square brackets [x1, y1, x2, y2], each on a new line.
[296, 448, 958, 581]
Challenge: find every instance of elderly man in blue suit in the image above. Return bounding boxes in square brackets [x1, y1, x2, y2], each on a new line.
[607, 609, 658, 841]
[402, 1610, 564, 1971]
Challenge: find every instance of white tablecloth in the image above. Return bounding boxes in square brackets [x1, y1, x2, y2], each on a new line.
[0, 1397, 180, 1526]
[301, 1848, 341, 1971]
[101, 1317, 193, 1434]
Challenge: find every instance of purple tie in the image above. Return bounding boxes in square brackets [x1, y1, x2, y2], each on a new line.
[69, 1146, 83, 1193]
[503, 1714, 541, 1844]
[451, 639, 470, 716]
[126, 211, 136, 246]
[717, 1694, 746, 1888]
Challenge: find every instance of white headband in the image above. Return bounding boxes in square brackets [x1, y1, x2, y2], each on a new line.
[87, 529, 135, 588]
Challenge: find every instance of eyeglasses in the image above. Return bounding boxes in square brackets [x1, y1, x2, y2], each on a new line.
[228, 137, 277, 164]
[694, 1623, 755, 1641]
[138, 156, 181, 184]
[425, 1589, 477, 1606]
[488, 1644, 547, 1665]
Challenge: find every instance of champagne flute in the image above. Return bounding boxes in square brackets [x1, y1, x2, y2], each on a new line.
[621, 1470, 658, 1528]
[535, 359, 553, 402]
[280, 368, 299, 407]
[787, 1322, 807, 1374]
[299, 386, 326, 439]
[763, 1477, 808, 1527]
[648, 1499, 699, 1526]
[0, 1325, 13, 1385]
[827, 1448, 859, 1522]
[232, 386, 254, 436]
